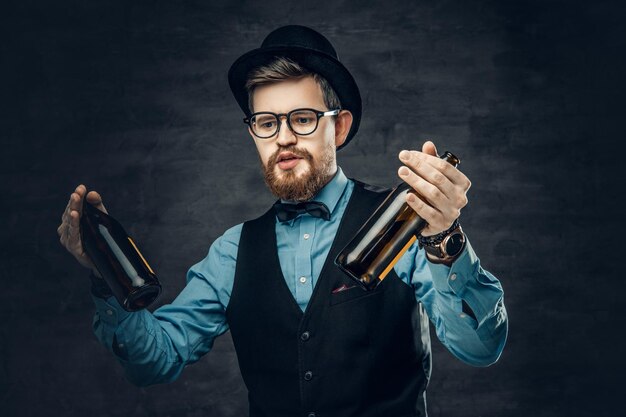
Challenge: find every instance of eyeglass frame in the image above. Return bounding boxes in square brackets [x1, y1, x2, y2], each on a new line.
[243, 108, 341, 139]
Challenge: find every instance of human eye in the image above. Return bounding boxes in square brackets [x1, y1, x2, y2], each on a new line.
[296, 117, 312, 124]
[291, 110, 316, 125]
[254, 115, 276, 130]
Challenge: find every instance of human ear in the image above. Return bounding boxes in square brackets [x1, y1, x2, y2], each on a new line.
[334, 110, 353, 148]
[247, 126, 256, 141]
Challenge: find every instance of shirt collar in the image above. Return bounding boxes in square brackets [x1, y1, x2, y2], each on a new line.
[279, 166, 348, 219]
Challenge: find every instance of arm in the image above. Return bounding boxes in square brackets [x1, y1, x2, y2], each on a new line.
[394, 142, 507, 365]
[91, 224, 242, 386]
[394, 236, 508, 366]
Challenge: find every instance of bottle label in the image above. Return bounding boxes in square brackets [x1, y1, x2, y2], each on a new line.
[378, 235, 417, 281]
[127, 237, 156, 275]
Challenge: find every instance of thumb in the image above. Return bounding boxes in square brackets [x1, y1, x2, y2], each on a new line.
[86, 191, 108, 214]
[422, 140, 439, 157]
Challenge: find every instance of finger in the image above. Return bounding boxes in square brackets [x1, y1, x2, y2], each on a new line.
[405, 192, 446, 230]
[404, 150, 470, 188]
[67, 209, 81, 243]
[63, 184, 84, 222]
[59, 224, 68, 247]
[60, 185, 84, 242]
[398, 166, 450, 210]
[421, 140, 439, 157]
[68, 192, 82, 222]
[399, 152, 457, 197]
[86, 190, 107, 214]
[73, 184, 87, 218]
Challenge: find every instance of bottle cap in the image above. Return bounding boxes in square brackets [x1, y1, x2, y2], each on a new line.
[442, 151, 460, 167]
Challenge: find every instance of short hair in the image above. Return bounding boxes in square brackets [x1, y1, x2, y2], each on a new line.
[245, 56, 341, 113]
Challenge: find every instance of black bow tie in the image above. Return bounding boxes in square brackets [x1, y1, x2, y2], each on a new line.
[273, 201, 331, 222]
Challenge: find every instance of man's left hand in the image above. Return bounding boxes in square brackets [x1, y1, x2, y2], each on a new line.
[398, 141, 471, 237]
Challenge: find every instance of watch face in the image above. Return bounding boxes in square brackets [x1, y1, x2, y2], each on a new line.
[445, 233, 465, 257]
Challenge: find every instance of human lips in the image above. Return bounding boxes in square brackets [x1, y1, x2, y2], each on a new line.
[276, 151, 305, 170]
[276, 152, 303, 163]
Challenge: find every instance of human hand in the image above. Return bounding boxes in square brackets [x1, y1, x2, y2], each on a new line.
[398, 141, 471, 237]
[57, 184, 109, 275]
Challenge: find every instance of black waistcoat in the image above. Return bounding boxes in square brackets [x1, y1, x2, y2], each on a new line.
[225, 179, 432, 417]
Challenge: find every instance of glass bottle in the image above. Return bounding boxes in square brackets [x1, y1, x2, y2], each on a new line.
[80, 198, 161, 311]
[335, 151, 460, 290]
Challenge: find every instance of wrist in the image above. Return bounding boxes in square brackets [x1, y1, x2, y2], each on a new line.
[89, 270, 113, 299]
[418, 219, 466, 264]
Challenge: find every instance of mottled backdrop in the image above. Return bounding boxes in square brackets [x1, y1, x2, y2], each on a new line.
[1, 0, 623, 416]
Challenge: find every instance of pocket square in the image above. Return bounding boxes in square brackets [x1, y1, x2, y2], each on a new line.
[331, 284, 357, 294]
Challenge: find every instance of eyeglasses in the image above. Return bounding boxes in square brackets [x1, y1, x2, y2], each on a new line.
[244, 108, 341, 139]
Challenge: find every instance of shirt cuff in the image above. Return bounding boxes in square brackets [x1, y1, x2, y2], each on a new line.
[91, 292, 133, 326]
[425, 238, 475, 293]
[425, 237, 502, 327]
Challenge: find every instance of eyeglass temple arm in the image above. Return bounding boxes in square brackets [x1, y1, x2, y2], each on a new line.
[320, 109, 341, 117]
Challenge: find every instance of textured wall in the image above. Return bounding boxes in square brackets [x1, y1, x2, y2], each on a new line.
[1, 0, 623, 416]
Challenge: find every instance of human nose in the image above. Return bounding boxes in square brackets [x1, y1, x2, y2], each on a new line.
[275, 115, 297, 146]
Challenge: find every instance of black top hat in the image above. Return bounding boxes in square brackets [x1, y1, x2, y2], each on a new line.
[228, 25, 362, 150]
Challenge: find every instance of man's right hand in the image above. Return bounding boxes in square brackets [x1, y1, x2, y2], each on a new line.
[57, 184, 109, 276]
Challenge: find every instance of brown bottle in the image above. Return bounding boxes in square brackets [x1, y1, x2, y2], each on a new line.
[335, 151, 460, 290]
[80, 198, 161, 311]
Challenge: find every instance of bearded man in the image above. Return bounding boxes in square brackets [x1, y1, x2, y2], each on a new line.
[58, 25, 508, 417]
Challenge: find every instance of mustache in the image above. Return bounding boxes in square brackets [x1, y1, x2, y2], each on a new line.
[268, 146, 313, 165]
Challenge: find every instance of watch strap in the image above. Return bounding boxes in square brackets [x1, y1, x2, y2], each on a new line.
[417, 218, 460, 248]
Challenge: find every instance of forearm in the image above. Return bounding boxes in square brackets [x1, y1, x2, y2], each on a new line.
[424, 286, 508, 366]
[91, 295, 188, 386]
[424, 240, 508, 366]
[90, 268, 229, 386]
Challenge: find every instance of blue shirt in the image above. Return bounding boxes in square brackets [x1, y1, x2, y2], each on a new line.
[91, 167, 508, 387]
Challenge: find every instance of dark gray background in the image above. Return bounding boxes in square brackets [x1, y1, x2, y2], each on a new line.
[1, 0, 624, 416]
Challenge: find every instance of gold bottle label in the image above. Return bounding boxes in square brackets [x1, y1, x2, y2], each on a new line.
[378, 235, 417, 281]
[127, 237, 156, 275]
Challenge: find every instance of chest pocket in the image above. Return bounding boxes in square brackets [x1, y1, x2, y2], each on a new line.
[329, 284, 386, 306]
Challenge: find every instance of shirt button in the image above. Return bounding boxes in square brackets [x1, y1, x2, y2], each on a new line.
[450, 273, 457, 281]
[459, 313, 467, 318]
[301, 331, 310, 341]
[299, 276, 307, 284]
[118, 343, 124, 349]
[304, 371, 313, 381]
[106, 309, 113, 316]
[303, 233, 310, 240]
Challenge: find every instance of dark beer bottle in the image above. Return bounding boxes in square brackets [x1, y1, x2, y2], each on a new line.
[80, 198, 161, 311]
[335, 151, 460, 290]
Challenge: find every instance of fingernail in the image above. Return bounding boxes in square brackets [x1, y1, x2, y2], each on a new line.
[399, 150, 410, 161]
[399, 166, 410, 176]
[407, 193, 416, 202]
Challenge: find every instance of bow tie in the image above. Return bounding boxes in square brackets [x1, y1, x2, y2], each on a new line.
[273, 201, 331, 222]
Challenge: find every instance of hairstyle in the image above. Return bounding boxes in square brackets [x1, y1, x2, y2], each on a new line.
[245, 56, 341, 113]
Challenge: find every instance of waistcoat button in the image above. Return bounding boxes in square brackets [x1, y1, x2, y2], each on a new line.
[304, 371, 313, 381]
[300, 331, 310, 341]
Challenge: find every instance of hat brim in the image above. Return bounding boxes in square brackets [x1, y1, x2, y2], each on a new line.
[228, 46, 361, 151]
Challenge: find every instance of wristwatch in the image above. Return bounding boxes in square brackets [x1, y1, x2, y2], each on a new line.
[419, 223, 466, 263]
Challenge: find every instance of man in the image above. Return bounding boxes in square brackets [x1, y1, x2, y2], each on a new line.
[58, 25, 507, 417]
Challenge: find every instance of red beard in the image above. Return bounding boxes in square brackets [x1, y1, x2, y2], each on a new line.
[261, 144, 335, 202]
